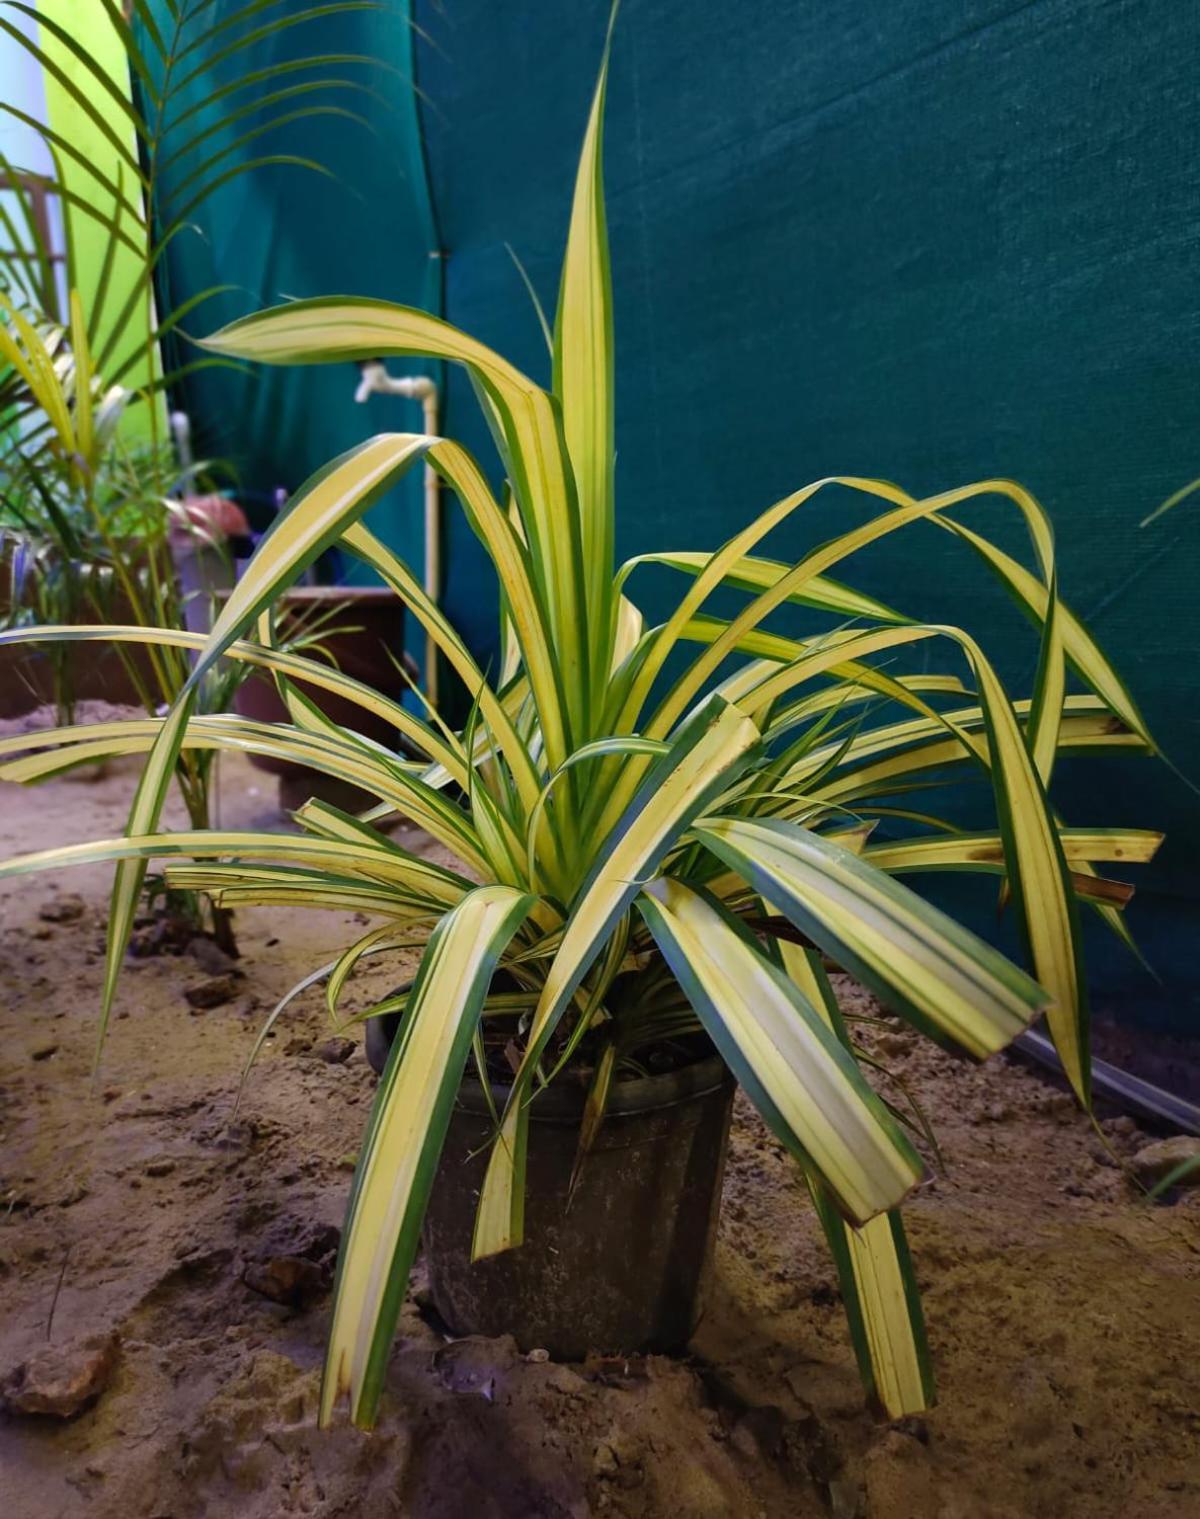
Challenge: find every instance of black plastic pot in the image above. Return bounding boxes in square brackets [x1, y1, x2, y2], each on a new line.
[364, 1004, 735, 1359]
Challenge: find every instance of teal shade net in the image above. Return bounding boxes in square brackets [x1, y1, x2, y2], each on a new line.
[414, 0, 1200, 1034]
[149, 0, 1199, 1032]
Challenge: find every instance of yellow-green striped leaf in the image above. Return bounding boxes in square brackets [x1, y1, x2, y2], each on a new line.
[0, 713, 490, 876]
[429, 439, 569, 776]
[0, 831, 468, 912]
[638, 878, 922, 1224]
[774, 941, 934, 1416]
[695, 816, 1046, 1057]
[166, 866, 435, 920]
[627, 548, 905, 624]
[554, 13, 616, 680]
[0, 622, 468, 781]
[200, 296, 592, 740]
[322, 884, 534, 1429]
[934, 514, 1153, 746]
[864, 828, 1163, 874]
[805, 706, 1144, 806]
[812, 1185, 934, 1416]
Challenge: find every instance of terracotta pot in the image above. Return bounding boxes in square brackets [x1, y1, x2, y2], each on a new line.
[230, 586, 415, 810]
[0, 544, 155, 718]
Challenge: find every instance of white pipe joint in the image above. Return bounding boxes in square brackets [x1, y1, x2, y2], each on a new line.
[354, 360, 436, 405]
[169, 409, 193, 471]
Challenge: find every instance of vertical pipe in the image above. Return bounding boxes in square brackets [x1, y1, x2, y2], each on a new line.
[422, 390, 440, 706]
[354, 363, 440, 708]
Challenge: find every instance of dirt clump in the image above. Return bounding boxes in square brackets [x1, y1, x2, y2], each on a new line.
[3, 1332, 121, 1420]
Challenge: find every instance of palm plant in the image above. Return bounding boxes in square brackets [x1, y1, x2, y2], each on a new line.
[0, 285, 258, 951]
[0, 0, 388, 595]
[0, 33, 1162, 1431]
[0, 0, 397, 693]
[1, 284, 186, 703]
[1, 0, 388, 936]
[0, 0, 384, 432]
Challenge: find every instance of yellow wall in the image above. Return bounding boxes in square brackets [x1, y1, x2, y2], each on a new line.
[38, 0, 158, 429]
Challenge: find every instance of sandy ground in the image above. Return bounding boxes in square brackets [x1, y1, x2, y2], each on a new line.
[0, 745, 1198, 1518]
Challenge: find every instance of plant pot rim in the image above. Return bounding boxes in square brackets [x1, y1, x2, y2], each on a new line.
[365, 979, 733, 1119]
[219, 584, 399, 605]
[453, 1049, 732, 1126]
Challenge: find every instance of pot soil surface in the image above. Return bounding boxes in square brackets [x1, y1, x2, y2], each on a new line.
[0, 743, 1196, 1519]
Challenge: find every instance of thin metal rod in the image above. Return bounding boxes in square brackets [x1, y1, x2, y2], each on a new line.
[1014, 1028, 1200, 1135]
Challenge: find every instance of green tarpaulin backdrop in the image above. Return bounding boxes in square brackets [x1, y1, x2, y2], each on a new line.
[152, 0, 1200, 1033]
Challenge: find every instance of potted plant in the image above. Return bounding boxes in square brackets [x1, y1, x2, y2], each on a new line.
[0, 0, 399, 725]
[0, 290, 261, 949]
[0, 29, 1162, 1433]
[0, 300, 169, 725]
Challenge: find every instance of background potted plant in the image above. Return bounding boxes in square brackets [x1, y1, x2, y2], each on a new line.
[227, 582, 421, 812]
[0, 26, 1161, 1432]
[0, 285, 168, 724]
[0, 0, 396, 943]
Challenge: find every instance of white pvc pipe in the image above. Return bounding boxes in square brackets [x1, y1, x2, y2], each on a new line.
[166, 408, 235, 638]
[169, 408, 194, 473]
[354, 362, 441, 706]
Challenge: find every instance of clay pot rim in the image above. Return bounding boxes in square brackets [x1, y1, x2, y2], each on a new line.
[218, 584, 399, 605]
[452, 1049, 732, 1126]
